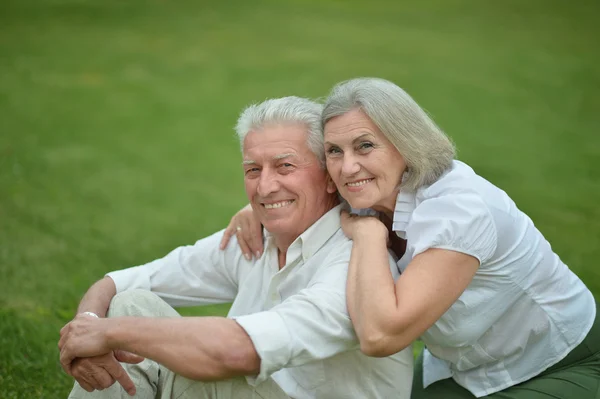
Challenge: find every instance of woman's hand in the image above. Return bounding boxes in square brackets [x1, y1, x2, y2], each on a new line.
[219, 204, 264, 260]
[340, 209, 388, 241]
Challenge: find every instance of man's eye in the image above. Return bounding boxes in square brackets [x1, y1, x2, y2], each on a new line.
[245, 168, 259, 175]
[278, 163, 295, 172]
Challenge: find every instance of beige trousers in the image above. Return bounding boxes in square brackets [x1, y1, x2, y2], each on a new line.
[68, 289, 289, 399]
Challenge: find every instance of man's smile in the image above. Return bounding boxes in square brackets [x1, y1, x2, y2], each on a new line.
[262, 200, 295, 209]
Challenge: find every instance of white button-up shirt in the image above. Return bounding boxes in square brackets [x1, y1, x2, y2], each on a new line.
[392, 160, 595, 397]
[107, 205, 414, 399]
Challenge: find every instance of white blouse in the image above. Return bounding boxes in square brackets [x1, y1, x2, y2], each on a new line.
[393, 160, 595, 397]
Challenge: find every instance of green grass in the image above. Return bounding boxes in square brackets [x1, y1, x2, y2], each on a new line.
[1, 0, 599, 396]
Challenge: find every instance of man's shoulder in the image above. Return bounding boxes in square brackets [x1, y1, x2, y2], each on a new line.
[313, 228, 353, 262]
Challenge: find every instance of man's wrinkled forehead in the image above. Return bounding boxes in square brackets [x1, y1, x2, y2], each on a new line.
[242, 125, 312, 162]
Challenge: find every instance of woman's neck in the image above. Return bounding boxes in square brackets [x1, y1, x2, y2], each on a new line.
[372, 188, 400, 219]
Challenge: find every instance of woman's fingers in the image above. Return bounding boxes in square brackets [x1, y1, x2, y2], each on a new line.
[247, 222, 264, 259]
[239, 212, 263, 258]
[219, 222, 237, 250]
[220, 204, 265, 259]
[236, 224, 253, 261]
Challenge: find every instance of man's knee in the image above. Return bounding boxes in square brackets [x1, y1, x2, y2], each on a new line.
[107, 289, 167, 318]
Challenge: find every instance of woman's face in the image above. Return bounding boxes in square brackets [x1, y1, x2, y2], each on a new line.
[324, 108, 407, 213]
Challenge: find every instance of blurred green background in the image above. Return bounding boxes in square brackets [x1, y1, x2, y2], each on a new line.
[1, 0, 599, 396]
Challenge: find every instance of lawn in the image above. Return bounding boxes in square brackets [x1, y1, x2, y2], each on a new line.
[1, 0, 599, 397]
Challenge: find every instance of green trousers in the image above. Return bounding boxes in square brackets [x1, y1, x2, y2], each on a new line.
[412, 307, 600, 399]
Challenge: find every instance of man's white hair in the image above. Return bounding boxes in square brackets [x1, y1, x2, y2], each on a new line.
[235, 96, 325, 168]
[322, 78, 456, 191]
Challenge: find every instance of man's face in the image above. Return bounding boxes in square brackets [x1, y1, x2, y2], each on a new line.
[243, 123, 337, 240]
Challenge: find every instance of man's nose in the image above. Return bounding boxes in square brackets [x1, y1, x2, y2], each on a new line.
[341, 154, 361, 176]
[257, 169, 280, 197]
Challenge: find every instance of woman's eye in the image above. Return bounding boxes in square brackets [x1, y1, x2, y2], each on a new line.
[358, 142, 374, 150]
[326, 147, 341, 155]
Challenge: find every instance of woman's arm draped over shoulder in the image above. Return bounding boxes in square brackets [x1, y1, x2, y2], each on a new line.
[345, 212, 481, 357]
[346, 186, 498, 356]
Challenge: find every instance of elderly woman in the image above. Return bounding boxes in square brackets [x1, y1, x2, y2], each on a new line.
[221, 78, 599, 398]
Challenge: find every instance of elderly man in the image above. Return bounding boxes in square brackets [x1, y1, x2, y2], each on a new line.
[59, 97, 413, 398]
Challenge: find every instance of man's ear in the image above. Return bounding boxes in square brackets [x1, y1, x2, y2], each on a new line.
[326, 175, 337, 194]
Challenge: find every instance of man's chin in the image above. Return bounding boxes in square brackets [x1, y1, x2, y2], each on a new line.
[262, 219, 294, 235]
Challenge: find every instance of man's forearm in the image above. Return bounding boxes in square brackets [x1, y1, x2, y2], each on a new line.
[105, 316, 260, 381]
[77, 276, 117, 317]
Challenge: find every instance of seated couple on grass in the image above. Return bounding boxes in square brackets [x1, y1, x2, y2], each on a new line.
[60, 78, 600, 399]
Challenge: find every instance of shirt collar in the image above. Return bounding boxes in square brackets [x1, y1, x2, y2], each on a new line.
[264, 204, 343, 263]
[392, 190, 416, 239]
[392, 161, 460, 239]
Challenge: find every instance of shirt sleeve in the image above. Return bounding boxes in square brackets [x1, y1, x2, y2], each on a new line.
[407, 190, 497, 264]
[107, 230, 244, 307]
[234, 242, 360, 385]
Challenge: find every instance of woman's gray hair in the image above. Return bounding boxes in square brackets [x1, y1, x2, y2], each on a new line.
[235, 96, 326, 168]
[322, 78, 456, 191]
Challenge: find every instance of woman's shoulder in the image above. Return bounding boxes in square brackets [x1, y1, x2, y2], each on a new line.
[406, 161, 501, 263]
[416, 160, 483, 199]
[409, 160, 498, 224]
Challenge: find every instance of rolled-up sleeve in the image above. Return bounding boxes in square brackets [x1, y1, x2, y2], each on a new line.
[107, 230, 243, 307]
[235, 311, 293, 384]
[107, 265, 152, 293]
[235, 247, 358, 384]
